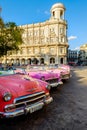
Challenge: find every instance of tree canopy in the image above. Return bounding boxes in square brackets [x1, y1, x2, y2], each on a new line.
[0, 17, 23, 57]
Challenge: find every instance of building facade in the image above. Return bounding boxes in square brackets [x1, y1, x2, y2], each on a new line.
[79, 44, 87, 65]
[2, 3, 69, 65]
[67, 49, 79, 63]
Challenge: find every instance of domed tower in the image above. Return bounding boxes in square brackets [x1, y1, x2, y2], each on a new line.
[48, 3, 68, 65]
[50, 3, 65, 20]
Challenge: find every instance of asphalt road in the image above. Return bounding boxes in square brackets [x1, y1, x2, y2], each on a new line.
[0, 66, 87, 130]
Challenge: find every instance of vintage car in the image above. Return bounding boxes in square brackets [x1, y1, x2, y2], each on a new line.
[57, 64, 71, 80]
[0, 70, 53, 118]
[25, 65, 63, 88]
[45, 65, 71, 81]
[57, 68, 71, 81]
[58, 64, 71, 73]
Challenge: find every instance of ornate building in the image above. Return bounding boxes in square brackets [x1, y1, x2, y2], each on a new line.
[3, 3, 69, 65]
[79, 44, 87, 64]
[67, 49, 79, 63]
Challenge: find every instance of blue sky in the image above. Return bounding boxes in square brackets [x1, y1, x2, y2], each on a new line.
[0, 0, 87, 50]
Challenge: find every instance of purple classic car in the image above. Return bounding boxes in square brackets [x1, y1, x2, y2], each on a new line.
[25, 65, 63, 88]
[0, 70, 53, 118]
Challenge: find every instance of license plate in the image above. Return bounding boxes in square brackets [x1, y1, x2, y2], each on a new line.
[62, 75, 69, 79]
[29, 103, 44, 113]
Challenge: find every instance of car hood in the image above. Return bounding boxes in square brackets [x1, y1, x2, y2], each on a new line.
[0, 74, 44, 97]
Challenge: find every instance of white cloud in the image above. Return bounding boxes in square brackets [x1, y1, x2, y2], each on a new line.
[68, 36, 77, 40]
[73, 47, 80, 50]
[36, 10, 50, 16]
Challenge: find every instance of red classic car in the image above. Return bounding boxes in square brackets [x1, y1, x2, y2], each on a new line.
[0, 71, 53, 118]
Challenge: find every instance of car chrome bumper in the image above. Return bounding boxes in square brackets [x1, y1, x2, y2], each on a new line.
[61, 74, 70, 80]
[0, 97, 53, 118]
[50, 81, 63, 87]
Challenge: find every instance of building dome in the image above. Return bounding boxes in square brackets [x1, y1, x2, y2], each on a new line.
[51, 3, 65, 10]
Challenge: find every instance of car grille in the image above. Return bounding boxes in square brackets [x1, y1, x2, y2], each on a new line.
[46, 78, 58, 84]
[61, 74, 69, 79]
[15, 91, 45, 105]
[5, 91, 46, 112]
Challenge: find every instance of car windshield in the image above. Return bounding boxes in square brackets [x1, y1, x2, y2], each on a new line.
[26, 65, 45, 71]
[0, 67, 25, 76]
[0, 70, 14, 76]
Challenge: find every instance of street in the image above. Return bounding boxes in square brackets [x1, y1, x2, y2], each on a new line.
[0, 67, 87, 130]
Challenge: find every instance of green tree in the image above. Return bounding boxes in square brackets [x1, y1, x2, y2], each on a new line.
[0, 17, 23, 57]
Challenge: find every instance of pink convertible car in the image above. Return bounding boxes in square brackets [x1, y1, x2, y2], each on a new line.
[45, 65, 71, 81]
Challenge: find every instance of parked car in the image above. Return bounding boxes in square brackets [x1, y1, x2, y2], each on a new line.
[25, 65, 63, 88]
[68, 62, 77, 66]
[57, 68, 71, 81]
[58, 64, 71, 73]
[0, 70, 53, 118]
[45, 65, 71, 81]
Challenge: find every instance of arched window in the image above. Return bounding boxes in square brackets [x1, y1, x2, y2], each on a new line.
[40, 58, 44, 64]
[16, 59, 20, 66]
[60, 58, 63, 64]
[32, 58, 39, 65]
[11, 59, 14, 65]
[21, 58, 25, 65]
[27, 58, 31, 64]
[50, 57, 55, 64]
[53, 11, 55, 17]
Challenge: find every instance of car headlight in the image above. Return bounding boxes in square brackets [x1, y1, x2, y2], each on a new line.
[46, 84, 51, 90]
[3, 92, 12, 102]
